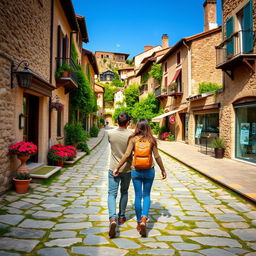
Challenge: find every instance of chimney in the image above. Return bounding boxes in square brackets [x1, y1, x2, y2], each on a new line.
[144, 46, 153, 51]
[162, 34, 169, 48]
[203, 0, 217, 31]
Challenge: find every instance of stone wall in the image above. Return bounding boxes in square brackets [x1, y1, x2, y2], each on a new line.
[191, 29, 222, 95]
[0, 0, 51, 193]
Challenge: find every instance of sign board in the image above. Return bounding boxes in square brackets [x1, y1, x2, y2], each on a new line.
[240, 123, 250, 145]
[195, 124, 203, 138]
[169, 115, 176, 124]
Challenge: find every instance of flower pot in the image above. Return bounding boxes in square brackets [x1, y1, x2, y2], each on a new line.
[13, 178, 32, 194]
[62, 71, 71, 77]
[214, 148, 224, 159]
[17, 155, 30, 173]
[54, 160, 64, 166]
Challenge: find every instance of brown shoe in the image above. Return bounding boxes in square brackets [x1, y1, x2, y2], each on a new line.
[108, 218, 117, 238]
[118, 217, 126, 225]
[140, 216, 147, 237]
[137, 221, 141, 232]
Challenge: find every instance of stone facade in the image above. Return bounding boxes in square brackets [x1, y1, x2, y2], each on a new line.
[0, 0, 51, 193]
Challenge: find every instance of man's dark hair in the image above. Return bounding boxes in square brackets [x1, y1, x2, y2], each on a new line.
[117, 113, 130, 126]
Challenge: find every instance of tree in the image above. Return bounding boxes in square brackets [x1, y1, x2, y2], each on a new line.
[132, 94, 160, 121]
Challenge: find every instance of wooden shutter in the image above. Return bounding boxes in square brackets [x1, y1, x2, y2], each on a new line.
[226, 17, 234, 55]
[243, 0, 253, 53]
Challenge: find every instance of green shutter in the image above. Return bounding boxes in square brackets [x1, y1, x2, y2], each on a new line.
[226, 17, 234, 56]
[243, 0, 253, 53]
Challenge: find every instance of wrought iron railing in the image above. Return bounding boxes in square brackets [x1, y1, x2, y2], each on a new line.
[55, 58, 79, 84]
[216, 30, 255, 66]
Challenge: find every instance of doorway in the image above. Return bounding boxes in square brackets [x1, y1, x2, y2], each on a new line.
[180, 113, 186, 141]
[23, 93, 39, 162]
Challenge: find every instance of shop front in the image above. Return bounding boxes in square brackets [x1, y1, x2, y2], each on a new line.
[235, 102, 256, 164]
[194, 112, 219, 147]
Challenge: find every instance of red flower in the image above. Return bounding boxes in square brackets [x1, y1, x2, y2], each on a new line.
[9, 141, 38, 156]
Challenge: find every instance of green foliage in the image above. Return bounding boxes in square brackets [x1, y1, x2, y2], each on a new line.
[15, 172, 31, 180]
[150, 122, 160, 135]
[104, 84, 118, 103]
[55, 62, 73, 78]
[126, 59, 134, 66]
[70, 67, 97, 116]
[77, 142, 90, 154]
[111, 70, 125, 87]
[64, 122, 88, 145]
[71, 39, 78, 64]
[113, 106, 130, 122]
[124, 84, 139, 108]
[167, 134, 175, 141]
[103, 58, 107, 63]
[211, 137, 225, 148]
[198, 82, 222, 94]
[149, 63, 162, 83]
[159, 126, 168, 135]
[90, 125, 100, 137]
[132, 94, 160, 122]
[141, 73, 149, 84]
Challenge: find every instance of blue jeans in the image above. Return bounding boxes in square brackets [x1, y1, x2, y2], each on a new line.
[131, 167, 155, 221]
[108, 170, 131, 220]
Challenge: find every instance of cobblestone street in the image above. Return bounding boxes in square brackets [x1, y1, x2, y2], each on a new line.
[0, 133, 256, 256]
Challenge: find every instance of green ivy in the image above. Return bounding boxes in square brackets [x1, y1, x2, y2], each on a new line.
[104, 84, 118, 103]
[141, 73, 149, 84]
[71, 39, 78, 64]
[149, 63, 163, 83]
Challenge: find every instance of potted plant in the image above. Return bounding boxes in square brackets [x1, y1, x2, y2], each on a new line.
[50, 102, 64, 111]
[161, 132, 170, 141]
[55, 62, 73, 78]
[170, 82, 178, 91]
[13, 172, 32, 194]
[211, 137, 225, 158]
[9, 141, 38, 173]
[167, 134, 175, 141]
[48, 144, 68, 166]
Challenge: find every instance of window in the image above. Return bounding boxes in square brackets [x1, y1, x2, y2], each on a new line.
[164, 76, 168, 87]
[235, 102, 256, 163]
[164, 62, 167, 72]
[176, 71, 182, 92]
[177, 52, 181, 65]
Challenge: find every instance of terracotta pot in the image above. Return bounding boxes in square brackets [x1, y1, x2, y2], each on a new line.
[17, 155, 30, 173]
[214, 148, 224, 159]
[13, 178, 32, 194]
[62, 71, 70, 77]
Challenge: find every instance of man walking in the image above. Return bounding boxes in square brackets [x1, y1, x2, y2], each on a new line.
[107, 113, 132, 238]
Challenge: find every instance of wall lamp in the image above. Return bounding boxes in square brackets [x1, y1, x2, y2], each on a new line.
[11, 60, 33, 89]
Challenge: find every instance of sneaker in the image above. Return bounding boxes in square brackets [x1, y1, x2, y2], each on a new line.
[108, 218, 117, 238]
[140, 216, 147, 237]
[118, 217, 126, 225]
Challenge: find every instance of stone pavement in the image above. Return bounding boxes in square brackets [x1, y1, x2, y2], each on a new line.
[0, 133, 256, 256]
[158, 140, 256, 204]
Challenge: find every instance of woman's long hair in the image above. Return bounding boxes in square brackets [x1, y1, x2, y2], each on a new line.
[129, 119, 157, 146]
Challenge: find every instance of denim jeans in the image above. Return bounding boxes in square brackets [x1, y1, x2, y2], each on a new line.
[108, 170, 131, 220]
[131, 167, 155, 221]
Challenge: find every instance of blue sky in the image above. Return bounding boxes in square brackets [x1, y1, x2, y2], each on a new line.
[72, 0, 222, 58]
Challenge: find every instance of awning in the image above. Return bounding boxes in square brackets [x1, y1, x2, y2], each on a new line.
[151, 106, 186, 122]
[171, 68, 181, 83]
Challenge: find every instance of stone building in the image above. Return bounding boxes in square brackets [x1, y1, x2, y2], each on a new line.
[153, 0, 222, 146]
[0, 0, 90, 193]
[216, 0, 256, 164]
[95, 51, 130, 82]
[0, 0, 53, 193]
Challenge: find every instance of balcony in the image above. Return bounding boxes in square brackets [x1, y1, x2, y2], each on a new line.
[168, 88, 183, 98]
[139, 84, 148, 95]
[55, 58, 79, 94]
[154, 86, 168, 99]
[216, 30, 256, 77]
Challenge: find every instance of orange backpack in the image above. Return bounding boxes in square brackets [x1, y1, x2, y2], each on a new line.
[133, 136, 153, 170]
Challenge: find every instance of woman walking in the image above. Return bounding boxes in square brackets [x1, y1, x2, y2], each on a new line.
[114, 119, 167, 237]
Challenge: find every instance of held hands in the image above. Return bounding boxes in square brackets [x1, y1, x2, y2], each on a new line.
[161, 170, 167, 180]
[113, 169, 119, 177]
